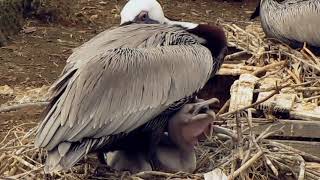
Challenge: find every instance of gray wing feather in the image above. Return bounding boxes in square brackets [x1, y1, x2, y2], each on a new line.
[63, 24, 196, 73]
[44, 136, 112, 173]
[35, 44, 213, 151]
[261, 0, 320, 46]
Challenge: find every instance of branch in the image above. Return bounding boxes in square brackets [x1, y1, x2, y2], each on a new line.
[219, 83, 289, 117]
[228, 150, 264, 180]
[0, 102, 49, 113]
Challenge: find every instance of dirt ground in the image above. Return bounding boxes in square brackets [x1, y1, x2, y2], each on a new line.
[0, 0, 258, 142]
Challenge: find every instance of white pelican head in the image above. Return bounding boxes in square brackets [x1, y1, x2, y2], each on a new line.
[120, 0, 198, 29]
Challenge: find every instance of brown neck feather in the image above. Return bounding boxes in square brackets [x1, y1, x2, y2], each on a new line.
[187, 24, 227, 58]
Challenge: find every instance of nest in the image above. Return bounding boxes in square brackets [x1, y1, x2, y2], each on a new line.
[0, 21, 320, 179]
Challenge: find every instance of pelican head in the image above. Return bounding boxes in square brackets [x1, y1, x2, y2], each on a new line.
[120, 0, 167, 25]
[120, 0, 198, 29]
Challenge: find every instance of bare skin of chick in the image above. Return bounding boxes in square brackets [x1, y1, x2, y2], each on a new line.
[155, 133, 196, 173]
[106, 133, 197, 173]
[107, 97, 219, 173]
[106, 150, 152, 173]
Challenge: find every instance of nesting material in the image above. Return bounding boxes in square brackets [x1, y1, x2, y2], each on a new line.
[10, 86, 50, 104]
[256, 77, 296, 113]
[228, 74, 259, 112]
[291, 103, 320, 121]
[203, 168, 227, 180]
[1, 20, 320, 179]
[0, 85, 50, 113]
[0, 85, 49, 106]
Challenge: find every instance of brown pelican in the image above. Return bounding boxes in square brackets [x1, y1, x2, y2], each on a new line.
[35, 0, 227, 173]
[250, 0, 320, 52]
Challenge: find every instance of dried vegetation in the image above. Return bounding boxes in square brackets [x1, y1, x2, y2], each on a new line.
[0, 6, 320, 180]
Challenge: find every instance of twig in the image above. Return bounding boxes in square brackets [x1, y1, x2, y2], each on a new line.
[271, 158, 298, 178]
[227, 42, 254, 54]
[220, 83, 288, 117]
[304, 95, 320, 102]
[241, 148, 252, 166]
[258, 127, 284, 141]
[235, 113, 244, 160]
[252, 61, 287, 76]
[253, 81, 314, 93]
[286, 68, 301, 84]
[194, 149, 210, 173]
[218, 64, 259, 76]
[264, 140, 320, 163]
[217, 99, 230, 116]
[0, 102, 49, 113]
[133, 171, 179, 178]
[13, 132, 23, 146]
[225, 51, 248, 61]
[228, 150, 264, 180]
[0, 123, 37, 149]
[306, 169, 320, 178]
[297, 156, 306, 180]
[245, 109, 279, 176]
[10, 155, 36, 170]
[0, 128, 15, 145]
[283, 52, 320, 72]
[6, 165, 43, 179]
[294, 87, 320, 92]
[258, 68, 284, 82]
[212, 126, 237, 140]
[241, 109, 254, 165]
[302, 44, 320, 66]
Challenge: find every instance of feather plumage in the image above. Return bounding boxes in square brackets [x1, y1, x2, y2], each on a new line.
[257, 0, 320, 48]
[35, 24, 226, 173]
